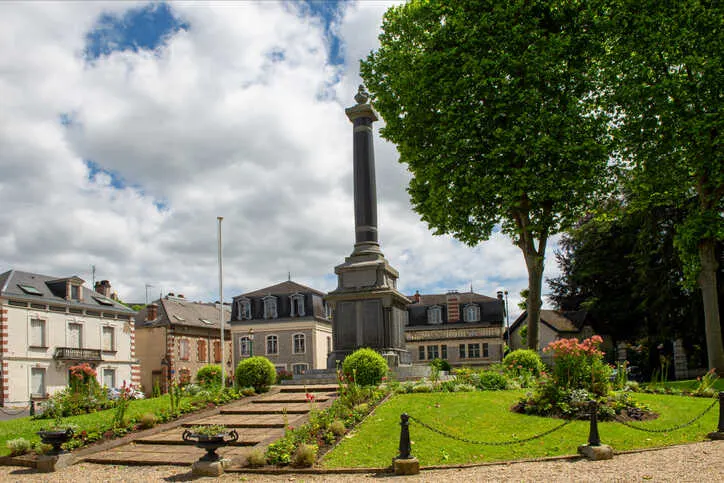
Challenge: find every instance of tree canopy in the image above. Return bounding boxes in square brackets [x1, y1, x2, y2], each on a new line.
[602, 0, 724, 371]
[361, 0, 611, 350]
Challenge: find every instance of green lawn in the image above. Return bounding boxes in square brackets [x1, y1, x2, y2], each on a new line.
[648, 378, 724, 392]
[321, 391, 720, 468]
[0, 395, 183, 456]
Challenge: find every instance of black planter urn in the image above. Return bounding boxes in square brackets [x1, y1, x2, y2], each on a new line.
[182, 429, 238, 462]
[37, 428, 74, 455]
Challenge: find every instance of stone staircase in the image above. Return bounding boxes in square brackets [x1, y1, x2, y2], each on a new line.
[82, 384, 337, 467]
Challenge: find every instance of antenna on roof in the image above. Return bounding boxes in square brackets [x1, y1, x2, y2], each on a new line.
[288, 271, 291, 281]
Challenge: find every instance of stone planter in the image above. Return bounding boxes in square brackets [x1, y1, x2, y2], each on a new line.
[182, 429, 238, 462]
[36, 428, 74, 455]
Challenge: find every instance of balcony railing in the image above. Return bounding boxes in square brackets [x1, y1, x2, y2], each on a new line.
[53, 347, 103, 361]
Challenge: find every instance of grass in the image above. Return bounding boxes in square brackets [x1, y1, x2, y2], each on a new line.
[646, 378, 724, 392]
[321, 390, 720, 468]
[0, 394, 184, 457]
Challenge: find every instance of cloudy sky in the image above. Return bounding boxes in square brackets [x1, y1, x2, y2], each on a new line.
[0, 0, 562, 320]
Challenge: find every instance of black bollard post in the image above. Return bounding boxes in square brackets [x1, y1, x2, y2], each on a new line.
[397, 413, 412, 460]
[29, 400, 35, 417]
[708, 392, 724, 440]
[587, 400, 601, 447]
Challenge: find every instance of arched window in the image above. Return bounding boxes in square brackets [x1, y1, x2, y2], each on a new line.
[263, 296, 278, 319]
[427, 305, 442, 324]
[293, 333, 306, 354]
[237, 298, 252, 320]
[266, 335, 278, 355]
[289, 293, 305, 317]
[463, 304, 480, 323]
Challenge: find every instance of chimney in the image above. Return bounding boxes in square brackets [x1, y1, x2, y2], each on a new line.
[497, 291, 503, 301]
[413, 290, 421, 304]
[146, 303, 158, 322]
[446, 290, 460, 323]
[95, 280, 112, 297]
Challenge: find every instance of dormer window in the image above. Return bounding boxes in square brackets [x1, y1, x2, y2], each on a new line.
[289, 293, 305, 317]
[427, 305, 442, 325]
[237, 298, 252, 320]
[463, 304, 480, 323]
[263, 296, 278, 319]
[70, 284, 81, 301]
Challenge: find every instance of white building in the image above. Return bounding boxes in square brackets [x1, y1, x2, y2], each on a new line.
[0, 270, 137, 407]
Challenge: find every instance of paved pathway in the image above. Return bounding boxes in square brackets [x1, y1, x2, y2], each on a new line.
[82, 384, 337, 467]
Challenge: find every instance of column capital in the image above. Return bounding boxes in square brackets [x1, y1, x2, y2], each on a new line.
[345, 102, 378, 123]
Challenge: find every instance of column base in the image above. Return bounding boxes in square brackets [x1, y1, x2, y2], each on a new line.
[578, 444, 613, 460]
[707, 431, 724, 440]
[393, 457, 420, 475]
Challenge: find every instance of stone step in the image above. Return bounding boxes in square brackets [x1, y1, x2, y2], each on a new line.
[253, 392, 330, 403]
[185, 412, 306, 429]
[221, 402, 310, 414]
[84, 443, 252, 466]
[278, 383, 338, 392]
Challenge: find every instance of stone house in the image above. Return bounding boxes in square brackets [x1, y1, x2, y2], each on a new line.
[507, 309, 595, 363]
[229, 281, 333, 376]
[0, 270, 137, 407]
[134, 294, 232, 395]
[405, 290, 506, 368]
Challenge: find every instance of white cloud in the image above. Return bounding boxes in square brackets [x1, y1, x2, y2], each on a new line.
[0, 0, 560, 315]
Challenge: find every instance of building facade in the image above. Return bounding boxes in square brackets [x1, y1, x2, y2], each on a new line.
[229, 281, 333, 376]
[405, 291, 506, 368]
[0, 270, 137, 407]
[507, 309, 594, 363]
[134, 294, 232, 395]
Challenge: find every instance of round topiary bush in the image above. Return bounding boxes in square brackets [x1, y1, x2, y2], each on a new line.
[477, 370, 509, 391]
[503, 349, 545, 377]
[235, 356, 276, 393]
[196, 364, 222, 388]
[342, 348, 388, 386]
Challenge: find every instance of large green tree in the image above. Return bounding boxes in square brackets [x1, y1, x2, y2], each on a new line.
[361, 0, 611, 350]
[603, 0, 724, 372]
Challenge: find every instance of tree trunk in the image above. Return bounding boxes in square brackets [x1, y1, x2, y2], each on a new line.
[698, 238, 724, 374]
[523, 247, 545, 352]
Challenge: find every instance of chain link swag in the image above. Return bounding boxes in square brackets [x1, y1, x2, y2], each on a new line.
[408, 415, 572, 446]
[614, 398, 718, 433]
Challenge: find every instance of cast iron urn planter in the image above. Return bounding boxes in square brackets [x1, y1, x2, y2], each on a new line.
[182, 428, 238, 462]
[37, 428, 74, 455]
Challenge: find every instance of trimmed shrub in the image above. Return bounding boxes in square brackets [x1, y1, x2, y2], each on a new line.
[196, 364, 223, 389]
[330, 420, 346, 436]
[429, 358, 451, 372]
[342, 348, 388, 386]
[139, 412, 158, 429]
[235, 356, 276, 393]
[292, 443, 318, 468]
[503, 349, 545, 377]
[247, 448, 267, 467]
[477, 370, 509, 391]
[6, 437, 32, 456]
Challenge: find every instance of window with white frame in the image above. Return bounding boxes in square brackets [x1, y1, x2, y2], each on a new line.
[266, 335, 278, 355]
[179, 339, 190, 360]
[458, 344, 466, 358]
[463, 304, 480, 323]
[102, 326, 115, 351]
[426, 345, 439, 360]
[239, 336, 251, 357]
[30, 318, 46, 347]
[103, 368, 116, 388]
[427, 305, 442, 324]
[263, 296, 278, 319]
[289, 293, 305, 317]
[467, 343, 481, 358]
[292, 363, 307, 376]
[30, 367, 46, 396]
[293, 334, 306, 354]
[68, 322, 83, 348]
[238, 298, 252, 320]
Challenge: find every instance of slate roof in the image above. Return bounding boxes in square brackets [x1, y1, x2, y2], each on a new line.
[508, 309, 590, 335]
[0, 269, 134, 314]
[135, 297, 231, 330]
[240, 280, 325, 298]
[406, 291, 504, 327]
[408, 291, 499, 306]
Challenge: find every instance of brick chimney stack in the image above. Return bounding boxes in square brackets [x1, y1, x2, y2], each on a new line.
[446, 290, 460, 323]
[413, 290, 421, 303]
[146, 303, 158, 322]
[95, 280, 112, 297]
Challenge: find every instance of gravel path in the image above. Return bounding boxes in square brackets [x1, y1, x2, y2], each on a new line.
[1, 440, 722, 482]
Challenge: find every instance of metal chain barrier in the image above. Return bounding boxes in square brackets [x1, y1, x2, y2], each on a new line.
[408, 414, 571, 446]
[614, 397, 718, 433]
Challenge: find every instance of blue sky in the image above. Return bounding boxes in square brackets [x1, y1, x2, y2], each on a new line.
[0, 1, 551, 318]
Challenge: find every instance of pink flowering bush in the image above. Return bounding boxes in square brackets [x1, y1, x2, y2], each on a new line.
[543, 335, 611, 397]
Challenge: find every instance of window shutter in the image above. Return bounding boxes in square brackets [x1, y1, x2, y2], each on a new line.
[214, 341, 221, 362]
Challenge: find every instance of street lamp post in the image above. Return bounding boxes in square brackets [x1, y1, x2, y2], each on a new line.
[504, 290, 510, 349]
[248, 328, 254, 357]
[217, 216, 225, 388]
